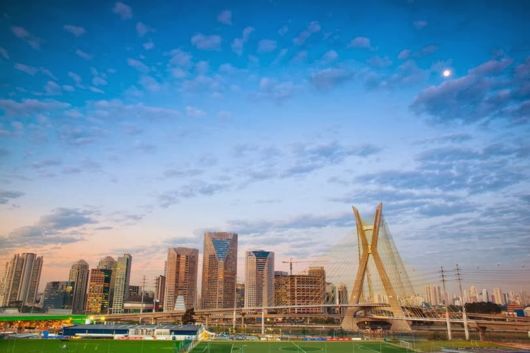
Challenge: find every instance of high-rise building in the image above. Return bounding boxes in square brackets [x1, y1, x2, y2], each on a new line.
[273, 267, 326, 314]
[245, 250, 274, 308]
[42, 281, 74, 311]
[337, 283, 349, 314]
[155, 275, 166, 310]
[111, 254, 132, 313]
[274, 271, 289, 308]
[468, 286, 479, 303]
[324, 282, 337, 314]
[128, 285, 142, 301]
[201, 232, 238, 309]
[493, 287, 504, 305]
[0, 253, 43, 307]
[86, 269, 112, 313]
[481, 288, 489, 302]
[164, 247, 199, 311]
[69, 260, 89, 314]
[424, 284, 442, 306]
[236, 283, 245, 308]
[97, 256, 116, 305]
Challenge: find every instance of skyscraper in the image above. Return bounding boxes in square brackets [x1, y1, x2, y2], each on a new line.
[155, 275, 166, 311]
[201, 232, 238, 309]
[97, 256, 116, 305]
[86, 268, 112, 313]
[111, 254, 132, 313]
[245, 250, 274, 308]
[164, 247, 198, 311]
[42, 281, 74, 311]
[273, 267, 326, 314]
[0, 253, 43, 307]
[69, 260, 89, 314]
[493, 287, 505, 305]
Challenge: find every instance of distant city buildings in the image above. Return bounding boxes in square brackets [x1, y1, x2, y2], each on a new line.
[164, 247, 198, 311]
[273, 266, 326, 314]
[236, 283, 245, 308]
[86, 268, 112, 314]
[0, 253, 43, 307]
[245, 250, 274, 309]
[42, 281, 73, 311]
[155, 275, 166, 311]
[69, 260, 89, 314]
[201, 232, 238, 309]
[424, 284, 443, 306]
[111, 254, 132, 313]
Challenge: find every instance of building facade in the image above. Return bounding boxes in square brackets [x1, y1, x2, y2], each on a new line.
[201, 232, 238, 309]
[0, 253, 43, 307]
[86, 269, 112, 313]
[97, 256, 116, 305]
[274, 267, 326, 314]
[69, 259, 90, 314]
[164, 247, 199, 311]
[245, 250, 274, 308]
[155, 275, 166, 311]
[111, 254, 132, 313]
[42, 281, 74, 311]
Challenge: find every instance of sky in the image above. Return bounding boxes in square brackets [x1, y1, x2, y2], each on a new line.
[0, 0, 529, 294]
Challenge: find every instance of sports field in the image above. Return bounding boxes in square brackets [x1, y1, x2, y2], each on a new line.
[0, 339, 410, 353]
[191, 341, 409, 353]
[0, 339, 512, 353]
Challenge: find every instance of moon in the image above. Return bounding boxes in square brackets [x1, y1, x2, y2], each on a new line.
[442, 69, 452, 78]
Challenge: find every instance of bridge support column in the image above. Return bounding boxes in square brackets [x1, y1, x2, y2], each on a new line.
[478, 327, 486, 341]
[261, 310, 265, 336]
[341, 204, 411, 332]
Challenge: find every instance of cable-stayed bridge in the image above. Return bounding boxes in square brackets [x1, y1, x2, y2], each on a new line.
[103, 203, 530, 337]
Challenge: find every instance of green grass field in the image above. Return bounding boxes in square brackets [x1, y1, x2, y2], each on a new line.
[0, 339, 511, 353]
[0, 340, 411, 353]
[191, 341, 409, 353]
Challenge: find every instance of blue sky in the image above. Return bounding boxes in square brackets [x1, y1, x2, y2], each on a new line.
[0, 0, 529, 292]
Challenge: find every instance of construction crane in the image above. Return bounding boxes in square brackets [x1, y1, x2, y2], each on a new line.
[281, 258, 324, 275]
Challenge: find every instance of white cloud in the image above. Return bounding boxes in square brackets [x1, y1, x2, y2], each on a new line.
[92, 76, 108, 86]
[413, 20, 428, 30]
[11, 26, 41, 49]
[113, 2, 132, 19]
[169, 49, 192, 67]
[143, 41, 155, 50]
[293, 21, 321, 46]
[278, 25, 289, 36]
[127, 58, 150, 73]
[136, 22, 154, 37]
[217, 10, 232, 25]
[231, 26, 254, 55]
[75, 49, 93, 60]
[398, 49, 411, 60]
[14, 63, 38, 75]
[139, 75, 161, 92]
[63, 24, 86, 37]
[257, 39, 277, 53]
[191, 34, 222, 50]
[185, 106, 206, 118]
[44, 81, 62, 95]
[68, 72, 82, 85]
[0, 99, 70, 116]
[0, 47, 9, 60]
[349, 36, 371, 49]
[322, 50, 338, 62]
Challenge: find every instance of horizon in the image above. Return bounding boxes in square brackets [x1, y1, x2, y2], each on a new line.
[1, 0, 529, 296]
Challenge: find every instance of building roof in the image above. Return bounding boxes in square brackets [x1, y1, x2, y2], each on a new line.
[64, 324, 200, 331]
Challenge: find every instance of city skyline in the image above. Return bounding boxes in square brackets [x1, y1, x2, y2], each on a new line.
[1, 0, 530, 291]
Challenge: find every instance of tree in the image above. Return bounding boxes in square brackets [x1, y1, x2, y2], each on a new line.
[465, 302, 502, 314]
[182, 308, 196, 324]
